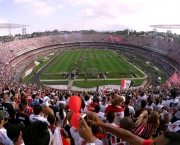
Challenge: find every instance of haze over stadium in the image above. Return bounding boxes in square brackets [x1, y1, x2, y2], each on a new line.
[1, 0, 180, 35]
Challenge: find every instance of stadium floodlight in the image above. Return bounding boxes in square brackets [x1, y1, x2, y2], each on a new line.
[0, 23, 29, 36]
[149, 24, 180, 29]
[0, 23, 28, 29]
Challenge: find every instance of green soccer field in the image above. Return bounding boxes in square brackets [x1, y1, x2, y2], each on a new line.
[40, 49, 145, 80]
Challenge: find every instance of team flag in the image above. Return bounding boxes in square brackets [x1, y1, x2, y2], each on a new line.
[121, 78, 134, 89]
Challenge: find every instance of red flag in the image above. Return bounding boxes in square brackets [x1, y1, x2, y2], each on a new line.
[169, 70, 179, 85]
[121, 78, 132, 89]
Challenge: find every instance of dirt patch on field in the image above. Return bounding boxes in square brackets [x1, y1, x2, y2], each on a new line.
[21, 62, 36, 78]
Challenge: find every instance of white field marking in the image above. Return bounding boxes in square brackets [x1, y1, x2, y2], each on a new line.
[23, 61, 40, 79]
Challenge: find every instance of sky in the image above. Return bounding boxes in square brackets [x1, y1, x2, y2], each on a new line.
[1, 0, 180, 36]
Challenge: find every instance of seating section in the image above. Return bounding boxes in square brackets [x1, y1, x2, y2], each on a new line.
[0, 34, 179, 80]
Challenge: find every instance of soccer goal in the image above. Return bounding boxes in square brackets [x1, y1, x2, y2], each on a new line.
[86, 68, 98, 74]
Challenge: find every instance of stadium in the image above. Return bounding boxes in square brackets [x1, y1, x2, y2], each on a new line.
[1, 1, 180, 144]
[0, 32, 179, 90]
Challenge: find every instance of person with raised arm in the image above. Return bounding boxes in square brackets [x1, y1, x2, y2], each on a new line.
[78, 111, 180, 145]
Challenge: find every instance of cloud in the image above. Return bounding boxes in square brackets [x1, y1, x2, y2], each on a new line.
[14, 0, 31, 3]
[57, 4, 64, 10]
[57, 0, 144, 31]
[59, 0, 180, 32]
[31, 1, 56, 17]
[12, 0, 180, 33]
[14, 0, 58, 18]
[0, 18, 8, 23]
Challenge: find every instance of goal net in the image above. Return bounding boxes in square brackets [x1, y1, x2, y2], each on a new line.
[87, 68, 98, 74]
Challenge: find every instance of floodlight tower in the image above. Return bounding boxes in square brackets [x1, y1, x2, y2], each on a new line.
[150, 24, 180, 29]
[0, 23, 29, 41]
[149, 24, 180, 41]
[22, 27, 26, 39]
[153, 28, 157, 38]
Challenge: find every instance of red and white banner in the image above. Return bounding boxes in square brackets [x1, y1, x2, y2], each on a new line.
[121, 78, 132, 89]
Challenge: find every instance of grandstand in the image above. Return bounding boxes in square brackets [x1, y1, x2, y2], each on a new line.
[0, 32, 180, 145]
[0, 33, 179, 88]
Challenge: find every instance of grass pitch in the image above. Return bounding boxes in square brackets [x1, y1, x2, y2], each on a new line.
[40, 49, 144, 80]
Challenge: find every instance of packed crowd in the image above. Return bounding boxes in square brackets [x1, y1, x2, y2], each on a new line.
[0, 33, 179, 145]
[0, 34, 180, 67]
[117, 45, 178, 76]
[0, 41, 178, 82]
[0, 82, 179, 145]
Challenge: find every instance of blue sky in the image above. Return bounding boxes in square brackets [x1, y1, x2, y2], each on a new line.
[1, 0, 180, 36]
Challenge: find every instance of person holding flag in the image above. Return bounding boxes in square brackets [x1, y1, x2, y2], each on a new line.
[121, 78, 134, 90]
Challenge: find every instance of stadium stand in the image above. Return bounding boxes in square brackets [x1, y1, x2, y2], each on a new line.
[0, 34, 180, 81]
[0, 34, 179, 145]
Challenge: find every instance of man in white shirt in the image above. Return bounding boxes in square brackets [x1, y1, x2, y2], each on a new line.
[154, 98, 163, 112]
[56, 96, 66, 107]
[124, 99, 135, 117]
[162, 90, 178, 120]
[137, 92, 147, 102]
[70, 126, 103, 145]
[99, 96, 108, 113]
[94, 105, 106, 122]
[0, 111, 13, 145]
[171, 101, 180, 123]
[67, 111, 103, 145]
[29, 104, 50, 125]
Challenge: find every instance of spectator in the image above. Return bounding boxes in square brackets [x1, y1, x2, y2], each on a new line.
[162, 89, 178, 120]
[94, 105, 106, 122]
[154, 98, 163, 112]
[171, 98, 180, 123]
[67, 111, 103, 145]
[47, 114, 70, 145]
[29, 104, 50, 125]
[22, 121, 51, 145]
[49, 99, 59, 116]
[135, 100, 149, 118]
[42, 96, 54, 116]
[90, 97, 99, 108]
[105, 96, 124, 124]
[79, 111, 180, 145]
[16, 103, 31, 127]
[56, 96, 66, 107]
[0, 110, 13, 145]
[145, 99, 154, 113]
[81, 98, 91, 114]
[99, 96, 108, 113]
[7, 123, 24, 145]
[2, 93, 16, 126]
[10, 96, 18, 110]
[21, 100, 33, 117]
[56, 103, 66, 126]
[124, 99, 135, 117]
[29, 94, 39, 107]
[139, 111, 160, 139]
